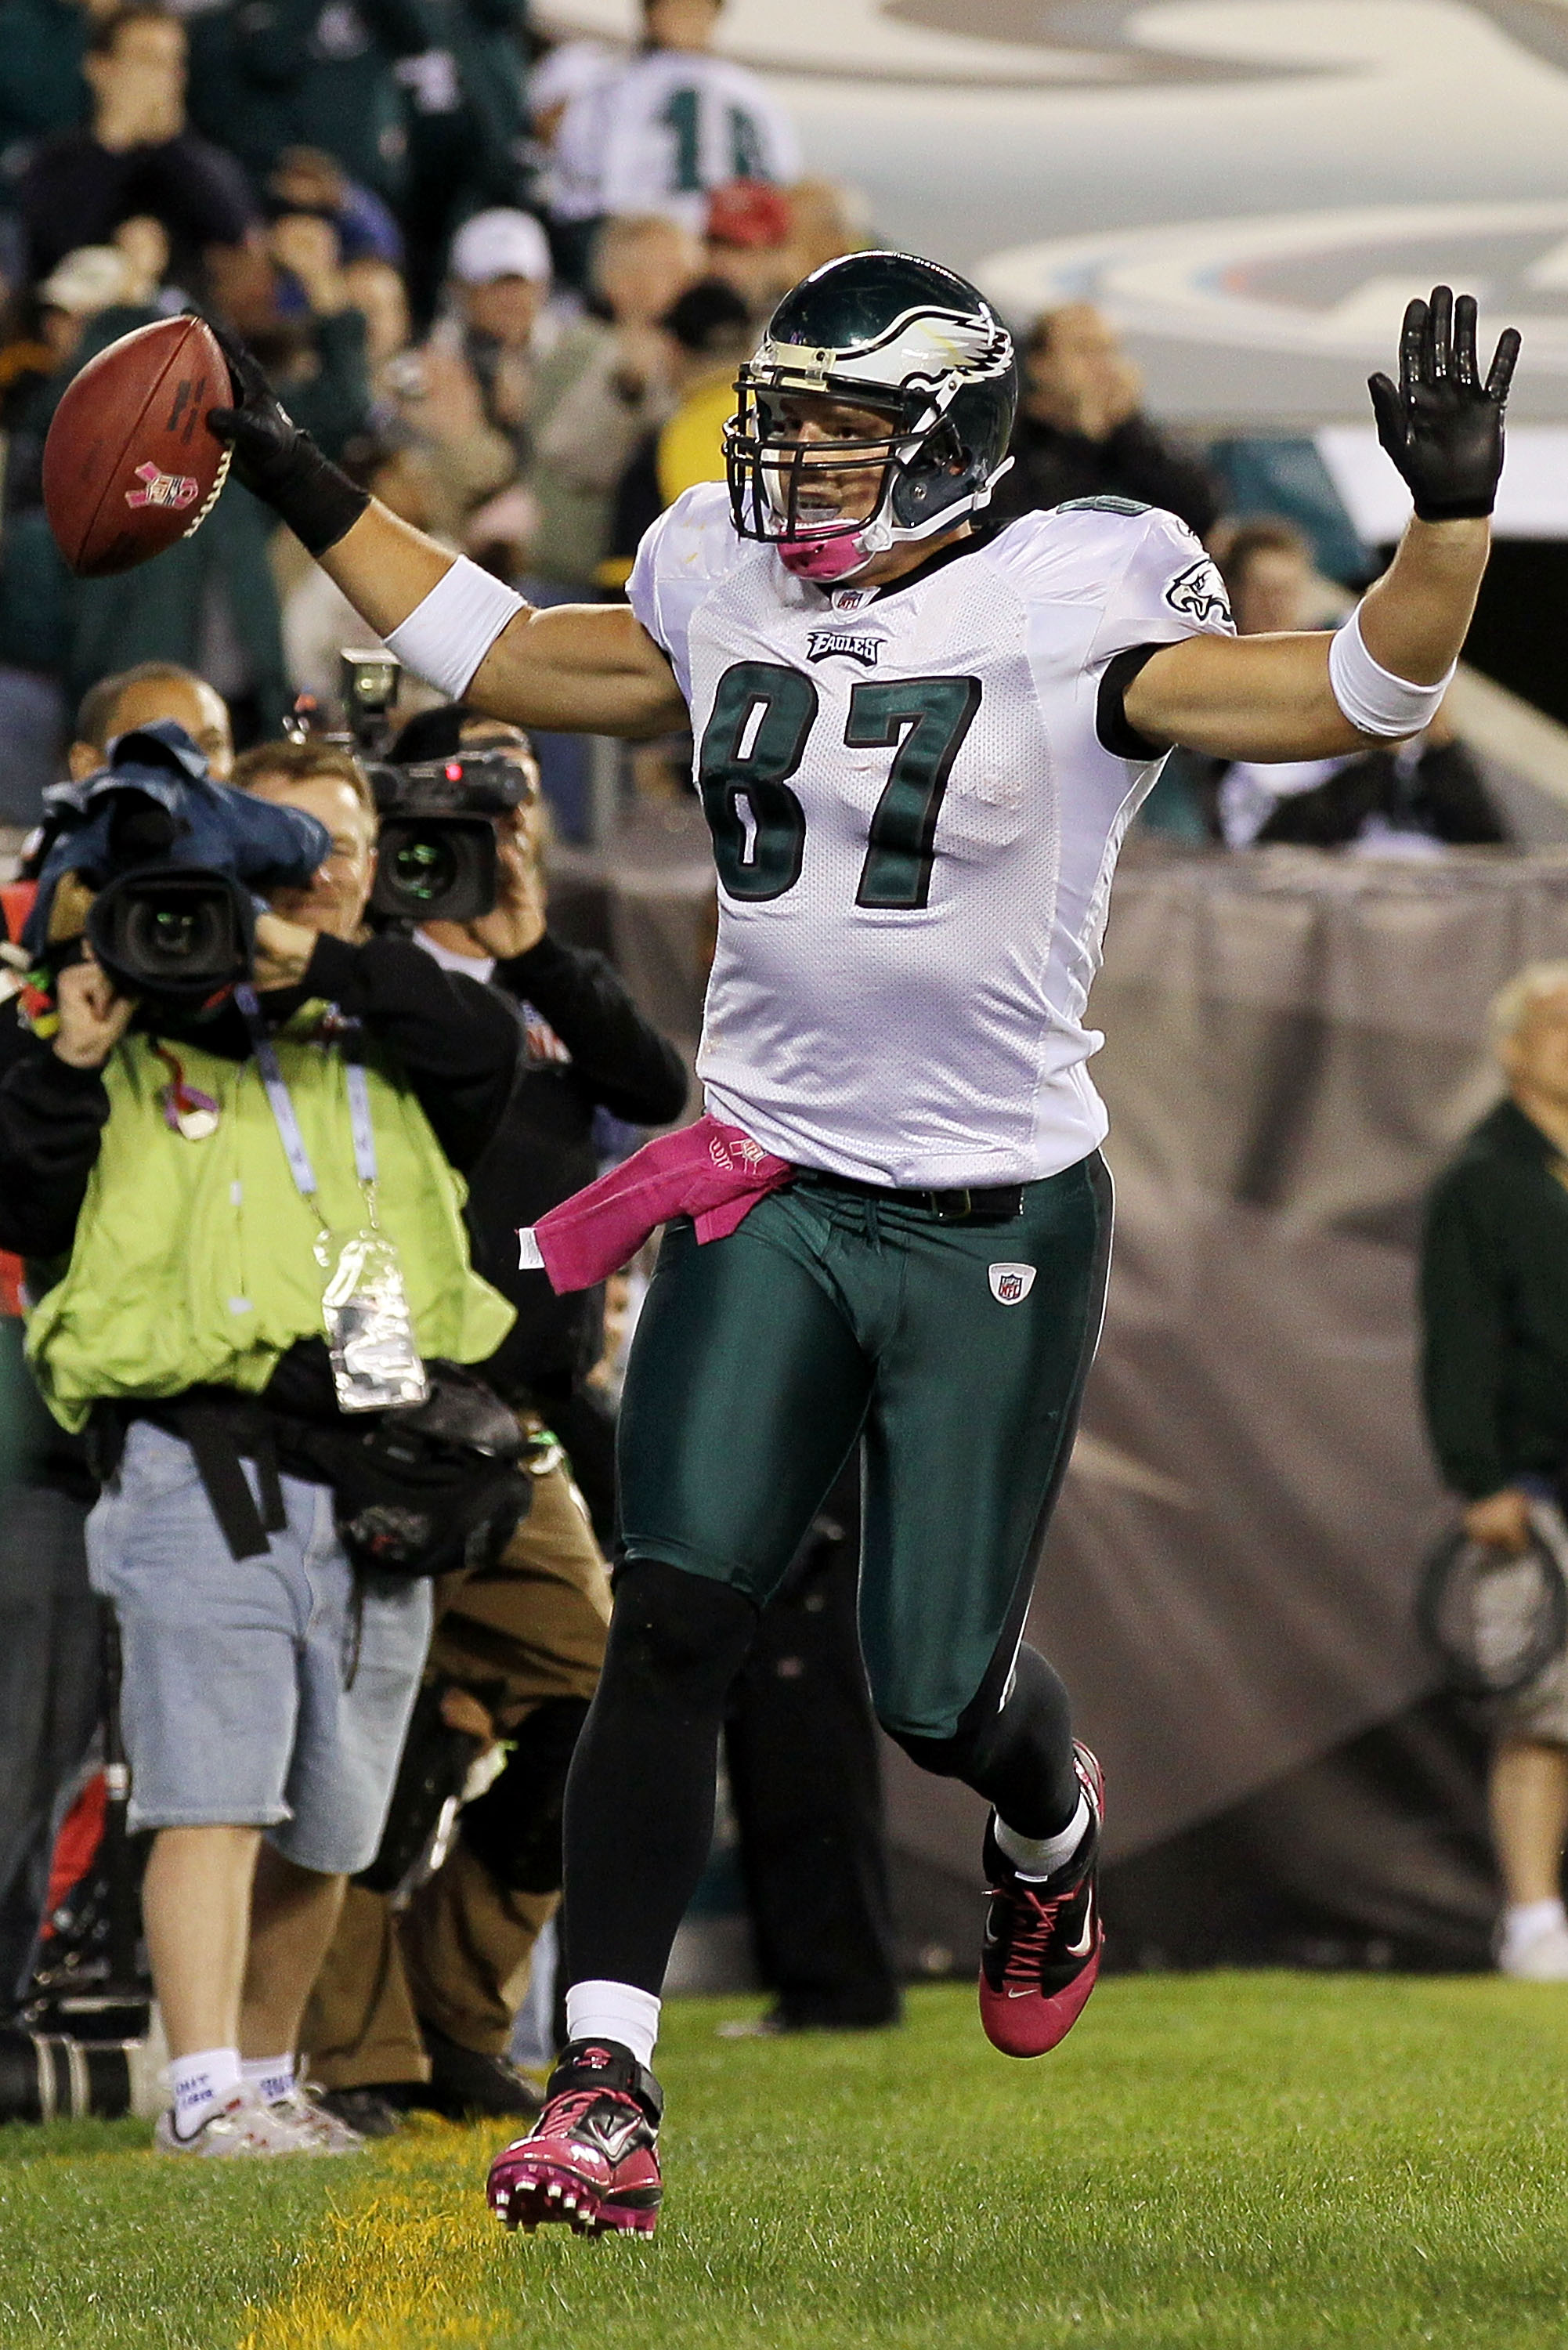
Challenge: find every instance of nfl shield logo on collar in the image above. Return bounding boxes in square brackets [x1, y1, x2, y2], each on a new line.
[988, 1263, 1036, 1305]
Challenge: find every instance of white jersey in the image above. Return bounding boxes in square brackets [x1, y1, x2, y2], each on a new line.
[551, 49, 800, 230]
[627, 484, 1233, 1188]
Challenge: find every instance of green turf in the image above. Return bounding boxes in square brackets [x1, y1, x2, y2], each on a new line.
[5, 1976, 1568, 2348]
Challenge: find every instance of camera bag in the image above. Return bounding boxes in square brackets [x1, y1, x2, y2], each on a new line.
[275, 1360, 532, 1581]
[118, 1353, 530, 1581]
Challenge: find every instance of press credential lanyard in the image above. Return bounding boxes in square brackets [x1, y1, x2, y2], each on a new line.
[234, 983, 428, 1412]
[234, 983, 376, 1213]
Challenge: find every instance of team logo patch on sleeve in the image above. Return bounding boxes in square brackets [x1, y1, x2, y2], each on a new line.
[1163, 555, 1231, 627]
[988, 1262, 1037, 1305]
[807, 628, 883, 666]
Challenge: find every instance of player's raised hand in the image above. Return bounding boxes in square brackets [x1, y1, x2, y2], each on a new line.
[202, 312, 369, 557]
[1367, 285, 1520, 521]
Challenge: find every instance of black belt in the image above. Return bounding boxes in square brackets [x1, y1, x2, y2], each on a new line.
[804, 1173, 1025, 1224]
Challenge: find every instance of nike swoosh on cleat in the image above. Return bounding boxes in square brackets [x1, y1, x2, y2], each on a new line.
[1066, 1894, 1096, 1959]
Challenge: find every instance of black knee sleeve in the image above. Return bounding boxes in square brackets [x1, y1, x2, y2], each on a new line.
[887, 1643, 1079, 1838]
[460, 1696, 592, 1897]
[605, 1557, 760, 1712]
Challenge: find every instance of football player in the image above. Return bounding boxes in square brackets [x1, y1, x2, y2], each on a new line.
[210, 258, 1517, 2239]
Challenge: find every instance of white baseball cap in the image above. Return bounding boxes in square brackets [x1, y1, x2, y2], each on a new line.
[39, 245, 133, 315]
[450, 209, 552, 287]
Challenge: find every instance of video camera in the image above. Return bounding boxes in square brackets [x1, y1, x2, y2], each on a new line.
[338, 651, 532, 927]
[23, 724, 329, 1011]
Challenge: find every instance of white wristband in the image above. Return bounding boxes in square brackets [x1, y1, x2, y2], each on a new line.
[384, 557, 526, 700]
[1328, 605, 1453, 740]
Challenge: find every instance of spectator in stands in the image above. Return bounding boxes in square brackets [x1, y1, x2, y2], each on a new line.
[703, 177, 793, 320]
[590, 209, 700, 348]
[521, 213, 699, 594]
[605, 276, 752, 581]
[69, 656, 233, 779]
[1144, 520, 1506, 851]
[302, 706, 688, 2132]
[19, 5, 257, 287]
[784, 177, 866, 279]
[183, 0, 425, 217]
[0, 728, 521, 2153]
[548, 0, 800, 287]
[392, 0, 533, 331]
[529, 36, 615, 201]
[31, 241, 135, 375]
[989, 302, 1218, 539]
[1228, 523, 1503, 852]
[442, 206, 552, 459]
[110, 210, 172, 305]
[266, 146, 403, 272]
[389, 340, 515, 528]
[1421, 964, 1568, 1980]
[247, 209, 374, 461]
[345, 255, 414, 397]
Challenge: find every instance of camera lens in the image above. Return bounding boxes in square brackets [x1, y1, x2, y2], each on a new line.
[389, 828, 461, 908]
[88, 870, 250, 1003]
[370, 815, 497, 926]
[123, 893, 226, 971]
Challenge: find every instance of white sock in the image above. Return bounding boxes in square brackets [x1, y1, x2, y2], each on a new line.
[995, 1791, 1090, 1882]
[565, 1980, 661, 2070]
[242, 2054, 296, 2107]
[1502, 1897, 1566, 1954]
[170, 2048, 243, 2139]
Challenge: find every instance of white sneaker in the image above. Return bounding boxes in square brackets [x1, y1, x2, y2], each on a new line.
[267, 2085, 367, 2153]
[1498, 1918, 1568, 1979]
[154, 2084, 337, 2156]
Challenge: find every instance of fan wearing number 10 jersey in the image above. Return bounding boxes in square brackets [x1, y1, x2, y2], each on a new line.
[208, 250, 1519, 2239]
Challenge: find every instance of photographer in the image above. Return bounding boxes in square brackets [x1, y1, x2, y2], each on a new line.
[69, 659, 235, 783]
[0, 723, 520, 2155]
[302, 702, 688, 2128]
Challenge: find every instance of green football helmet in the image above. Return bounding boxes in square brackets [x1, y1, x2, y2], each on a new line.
[724, 250, 1018, 584]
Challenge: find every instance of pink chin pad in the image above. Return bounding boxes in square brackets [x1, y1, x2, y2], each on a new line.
[777, 532, 872, 583]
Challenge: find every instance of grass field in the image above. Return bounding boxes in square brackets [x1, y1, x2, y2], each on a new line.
[5, 1975, 1568, 2349]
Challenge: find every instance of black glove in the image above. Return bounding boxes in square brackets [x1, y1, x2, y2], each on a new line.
[202, 313, 370, 559]
[1367, 284, 1520, 522]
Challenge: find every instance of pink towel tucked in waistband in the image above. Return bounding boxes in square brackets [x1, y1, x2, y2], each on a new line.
[518, 1114, 797, 1294]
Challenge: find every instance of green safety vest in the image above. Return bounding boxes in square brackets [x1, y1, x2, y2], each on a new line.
[27, 1008, 515, 1432]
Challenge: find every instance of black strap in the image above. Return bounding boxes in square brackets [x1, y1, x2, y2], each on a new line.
[175, 1402, 287, 1564]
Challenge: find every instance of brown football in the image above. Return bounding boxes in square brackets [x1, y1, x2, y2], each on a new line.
[42, 314, 232, 580]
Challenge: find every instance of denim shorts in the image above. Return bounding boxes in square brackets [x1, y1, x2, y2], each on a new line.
[86, 1420, 432, 1874]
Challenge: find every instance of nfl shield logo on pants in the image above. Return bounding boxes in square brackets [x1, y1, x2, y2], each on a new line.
[988, 1262, 1036, 1306]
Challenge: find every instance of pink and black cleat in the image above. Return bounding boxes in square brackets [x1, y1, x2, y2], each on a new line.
[486, 2041, 663, 2238]
[978, 1741, 1104, 2059]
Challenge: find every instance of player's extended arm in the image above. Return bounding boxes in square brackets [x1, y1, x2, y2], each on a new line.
[207, 333, 686, 738]
[1123, 288, 1520, 762]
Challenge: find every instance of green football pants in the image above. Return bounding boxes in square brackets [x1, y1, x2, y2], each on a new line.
[616, 1151, 1113, 1741]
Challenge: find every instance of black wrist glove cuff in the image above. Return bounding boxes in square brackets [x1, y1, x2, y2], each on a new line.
[247, 439, 370, 559]
[202, 313, 370, 558]
[1408, 486, 1498, 524]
